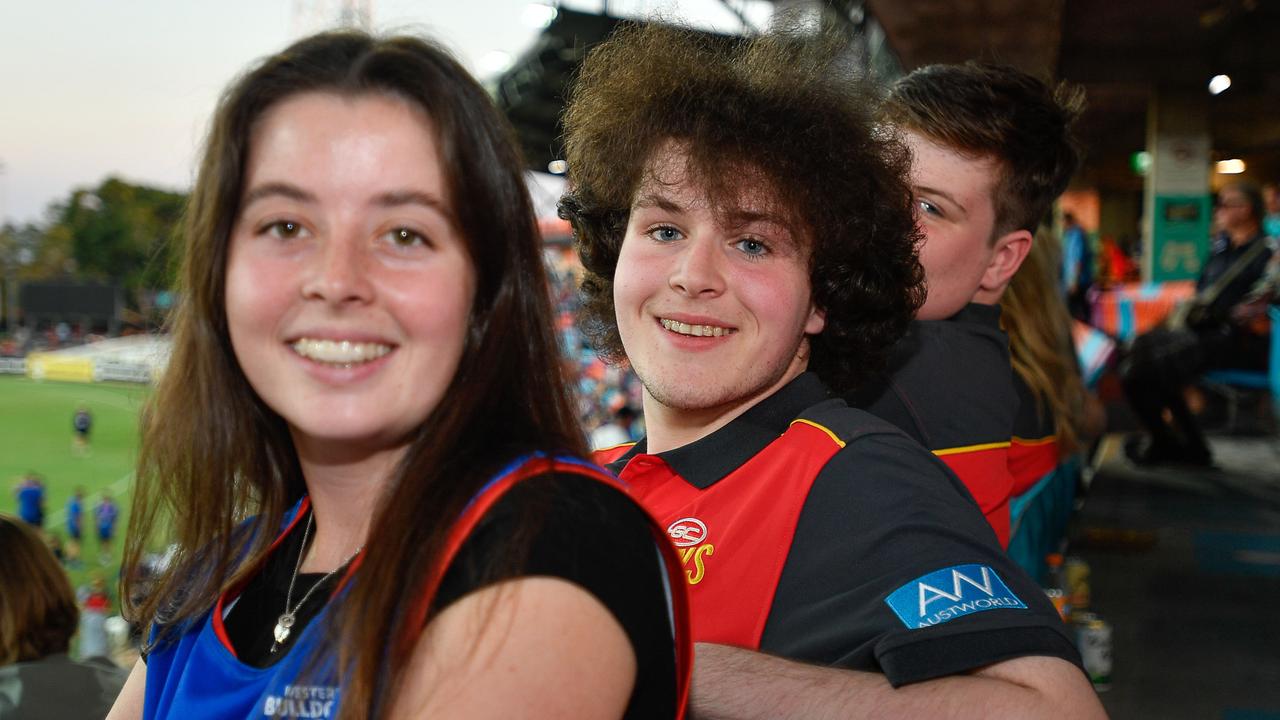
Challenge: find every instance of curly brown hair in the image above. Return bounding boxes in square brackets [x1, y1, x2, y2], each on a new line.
[884, 62, 1085, 238]
[560, 23, 924, 393]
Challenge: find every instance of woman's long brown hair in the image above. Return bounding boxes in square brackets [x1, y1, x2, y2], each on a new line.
[1000, 227, 1087, 456]
[120, 31, 586, 717]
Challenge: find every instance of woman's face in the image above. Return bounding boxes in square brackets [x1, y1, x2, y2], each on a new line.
[224, 92, 475, 464]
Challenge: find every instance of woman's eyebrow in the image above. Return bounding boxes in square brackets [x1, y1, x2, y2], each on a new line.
[242, 181, 316, 208]
[371, 190, 448, 211]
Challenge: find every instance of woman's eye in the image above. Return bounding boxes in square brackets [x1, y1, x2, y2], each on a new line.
[735, 238, 768, 257]
[386, 227, 427, 247]
[266, 220, 306, 239]
[650, 226, 683, 242]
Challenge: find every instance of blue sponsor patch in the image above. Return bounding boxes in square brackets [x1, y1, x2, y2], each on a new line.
[885, 564, 1026, 629]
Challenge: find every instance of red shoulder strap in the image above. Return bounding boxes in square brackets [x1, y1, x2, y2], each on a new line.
[404, 455, 692, 718]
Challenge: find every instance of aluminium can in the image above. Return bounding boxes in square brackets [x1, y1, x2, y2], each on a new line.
[1077, 617, 1112, 691]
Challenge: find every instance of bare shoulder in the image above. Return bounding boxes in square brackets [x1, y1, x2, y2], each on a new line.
[388, 576, 637, 719]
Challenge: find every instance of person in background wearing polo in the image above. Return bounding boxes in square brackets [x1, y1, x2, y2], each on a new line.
[849, 62, 1085, 547]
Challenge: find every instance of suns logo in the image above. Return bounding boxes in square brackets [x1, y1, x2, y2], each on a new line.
[667, 517, 714, 585]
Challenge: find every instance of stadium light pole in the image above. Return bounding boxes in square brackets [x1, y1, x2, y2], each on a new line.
[0, 158, 14, 334]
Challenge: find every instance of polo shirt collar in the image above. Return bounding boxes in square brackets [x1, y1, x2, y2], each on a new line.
[946, 302, 1002, 327]
[607, 372, 832, 489]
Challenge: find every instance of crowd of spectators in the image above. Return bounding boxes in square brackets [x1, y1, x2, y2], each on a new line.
[544, 243, 645, 445]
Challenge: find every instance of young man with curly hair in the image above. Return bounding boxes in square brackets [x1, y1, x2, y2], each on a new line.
[561, 23, 1104, 720]
[849, 63, 1087, 546]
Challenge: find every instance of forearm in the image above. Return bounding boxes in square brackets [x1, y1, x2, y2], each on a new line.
[689, 643, 1106, 720]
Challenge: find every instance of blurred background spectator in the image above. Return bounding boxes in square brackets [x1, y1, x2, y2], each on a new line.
[0, 513, 128, 719]
[1061, 211, 1094, 321]
[1120, 182, 1273, 466]
[12, 473, 45, 528]
[1262, 182, 1280, 239]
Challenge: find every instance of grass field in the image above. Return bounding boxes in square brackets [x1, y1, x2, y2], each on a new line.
[1, 374, 149, 598]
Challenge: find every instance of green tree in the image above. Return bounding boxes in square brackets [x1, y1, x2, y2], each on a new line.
[1, 223, 55, 331]
[47, 177, 186, 307]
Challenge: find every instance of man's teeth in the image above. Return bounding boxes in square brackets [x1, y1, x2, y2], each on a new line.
[660, 318, 733, 337]
[291, 339, 391, 365]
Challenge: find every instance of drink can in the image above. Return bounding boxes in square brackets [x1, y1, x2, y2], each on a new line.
[1078, 617, 1112, 691]
[1065, 556, 1091, 610]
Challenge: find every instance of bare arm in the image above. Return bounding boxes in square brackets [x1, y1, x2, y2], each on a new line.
[388, 576, 637, 719]
[690, 643, 1106, 720]
[105, 658, 147, 720]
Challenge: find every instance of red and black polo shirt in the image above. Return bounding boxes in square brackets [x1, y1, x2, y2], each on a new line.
[848, 303, 1018, 546]
[599, 373, 1081, 687]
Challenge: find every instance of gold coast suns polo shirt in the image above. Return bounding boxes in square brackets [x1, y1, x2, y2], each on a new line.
[598, 372, 1081, 686]
[849, 303, 1019, 546]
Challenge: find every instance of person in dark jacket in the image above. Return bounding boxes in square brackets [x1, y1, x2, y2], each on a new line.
[1122, 182, 1273, 465]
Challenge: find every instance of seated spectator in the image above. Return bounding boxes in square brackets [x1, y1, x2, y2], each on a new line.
[1122, 182, 1273, 466]
[0, 513, 129, 719]
[75, 576, 113, 661]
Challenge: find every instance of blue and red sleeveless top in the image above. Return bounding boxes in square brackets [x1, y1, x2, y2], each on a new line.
[143, 454, 691, 719]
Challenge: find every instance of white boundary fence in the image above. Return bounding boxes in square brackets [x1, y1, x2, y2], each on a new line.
[3, 335, 169, 385]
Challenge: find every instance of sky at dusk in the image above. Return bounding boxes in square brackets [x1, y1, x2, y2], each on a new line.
[0, 0, 769, 226]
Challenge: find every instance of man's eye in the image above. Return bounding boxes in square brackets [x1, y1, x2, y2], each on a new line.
[735, 238, 768, 256]
[650, 226, 683, 242]
[916, 199, 942, 217]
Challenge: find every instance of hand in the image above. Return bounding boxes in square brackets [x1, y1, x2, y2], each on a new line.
[1229, 298, 1266, 324]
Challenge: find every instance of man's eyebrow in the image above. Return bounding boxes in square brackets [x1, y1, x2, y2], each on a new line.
[632, 193, 686, 213]
[242, 182, 316, 207]
[724, 209, 785, 228]
[914, 184, 967, 216]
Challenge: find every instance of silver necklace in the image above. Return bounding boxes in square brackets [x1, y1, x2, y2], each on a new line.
[270, 511, 362, 654]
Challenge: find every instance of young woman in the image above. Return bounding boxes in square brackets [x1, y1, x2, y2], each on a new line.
[1001, 227, 1094, 493]
[107, 31, 688, 720]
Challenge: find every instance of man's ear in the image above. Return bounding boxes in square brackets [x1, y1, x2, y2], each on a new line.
[805, 304, 827, 336]
[976, 229, 1033, 303]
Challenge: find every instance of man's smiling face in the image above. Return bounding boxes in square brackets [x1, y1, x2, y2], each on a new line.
[612, 142, 825, 422]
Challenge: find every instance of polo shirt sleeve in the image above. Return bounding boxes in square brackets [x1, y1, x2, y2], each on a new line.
[759, 430, 1081, 687]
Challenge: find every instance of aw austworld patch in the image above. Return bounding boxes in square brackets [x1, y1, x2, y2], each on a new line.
[885, 564, 1026, 629]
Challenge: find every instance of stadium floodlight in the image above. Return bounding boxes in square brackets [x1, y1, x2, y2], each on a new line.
[522, 3, 558, 28]
[479, 51, 513, 77]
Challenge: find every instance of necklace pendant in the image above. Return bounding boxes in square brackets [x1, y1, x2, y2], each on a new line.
[273, 613, 295, 646]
